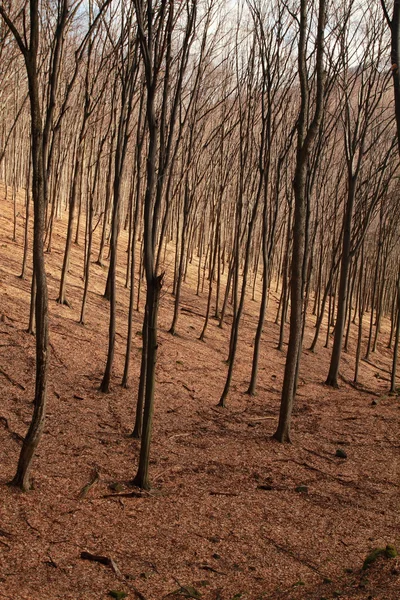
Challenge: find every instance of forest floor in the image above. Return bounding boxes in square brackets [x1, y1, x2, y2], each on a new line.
[0, 187, 399, 600]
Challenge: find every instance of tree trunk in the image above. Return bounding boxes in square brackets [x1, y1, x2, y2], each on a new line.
[11, 25, 49, 491]
[326, 176, 355, 387]
[274, 0, 325, 442]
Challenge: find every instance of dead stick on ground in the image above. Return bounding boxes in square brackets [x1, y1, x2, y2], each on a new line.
[0, 368, 25, 390]
[0, 416, 23, 443]
[0, 528, 12, 538]
[80, 551, 122, 576]
[180, 305, 205, 318]
[199, 564, 226, 575]
[302, 446, 336, 463]
[103, 489, 159, 499]
[79, 469, 100, 499]
[168, 432, 191, 440]
[263, 534, 326, 577]
[80, 551, 147, 599]
[163, 577, 200, 599]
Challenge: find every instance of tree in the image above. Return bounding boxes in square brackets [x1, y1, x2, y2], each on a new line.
[0, 0, 59, 490]
[132, 0, 197, 489]
[274, 0, 326, 443]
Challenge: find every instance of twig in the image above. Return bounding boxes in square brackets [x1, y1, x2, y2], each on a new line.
[132, 588, 147, 600]
[0, 368, 25, 390]
[80, 551, 122, 576]
[263, 534, 326, 577]
[302, 446, 336, 463]
[0, 416, 23, 443]
[0, 527, 12, 538]
[103, 489, 159, 499]
[182, 383, 195, 395]
[49, 341, 66, 367]
[22, 514, 41, 536]
[0, 342, 20, 348]
[180, 305, 204, 318]
[168, 433, 191, 440]
[45, 554, 58, 568]
[209, 490, 239, 497]
[199, 564, 226, 575]
[80, 551, 148, 599]
[164, 577, 201, 599]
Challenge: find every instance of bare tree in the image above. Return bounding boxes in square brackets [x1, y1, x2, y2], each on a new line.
[274, 0, 326, 443]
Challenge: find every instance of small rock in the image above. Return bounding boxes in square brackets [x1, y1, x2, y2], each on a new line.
[371, 399, 379, 406]
[335, 449, 347, 459]
[295, 485, 308, 493]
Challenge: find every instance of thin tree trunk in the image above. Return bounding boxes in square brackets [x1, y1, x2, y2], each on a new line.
[20, 153, 31, 279]
[9, 6, 50, 489]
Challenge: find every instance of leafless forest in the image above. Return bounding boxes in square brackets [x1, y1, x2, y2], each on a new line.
[0, 0, 399, 598]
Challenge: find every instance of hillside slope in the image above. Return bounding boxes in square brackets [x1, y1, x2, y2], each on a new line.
[0, 190, 399, 599]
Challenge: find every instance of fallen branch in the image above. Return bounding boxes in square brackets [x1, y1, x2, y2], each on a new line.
[0, 527, 12, 538]
[180, 305, 204, 318]
[22, 513, 41, 536]
[0, 416, 23, 443]
[80, 551, 122, 577]
[80, 551, 147, 599]
[302, 446, 336, 463]
[164, 577, 202, 599]
[103, 489, 159, 499]
[0, 368, 25, 390]
[209, 491, 239, 497]
[132, 588, 147, 600]
[79, 469, 100, 499]
[168, 433, 191, 440]
[199, 564, 226, 575]
[262, 534, 326, 577]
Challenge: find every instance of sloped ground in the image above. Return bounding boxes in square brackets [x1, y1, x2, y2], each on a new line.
[0, 187, 399, 600]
